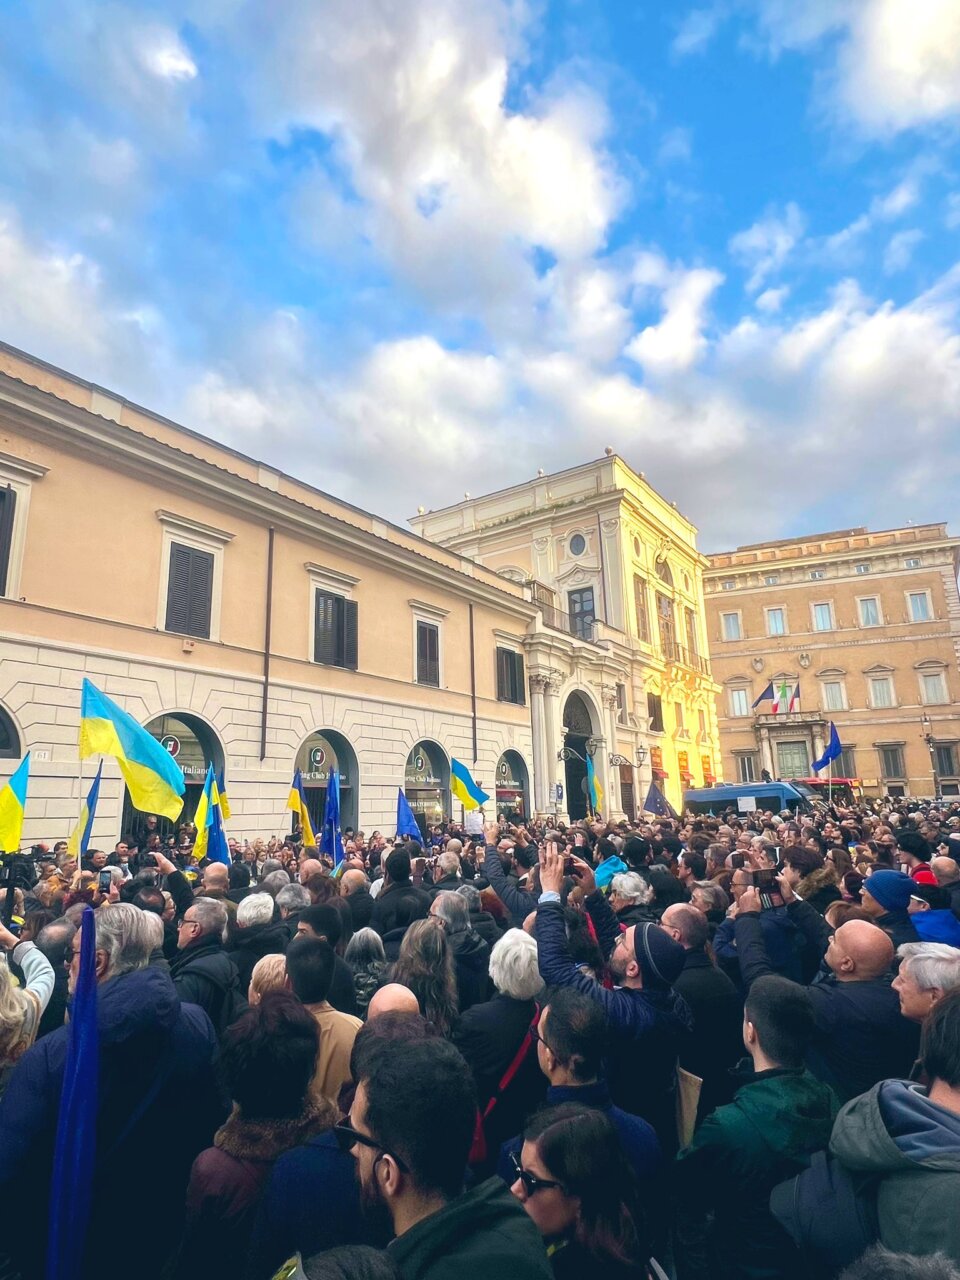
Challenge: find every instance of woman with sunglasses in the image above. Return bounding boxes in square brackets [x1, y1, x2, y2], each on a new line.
[510, 1102, 651, 1279]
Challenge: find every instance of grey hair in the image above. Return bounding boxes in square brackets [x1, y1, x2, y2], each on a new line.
[35, 919, 76, 967]
[437, 851, 460, 878]
[610, 872, 654, 906]
[344, 927, 386, 970]
[260, 858, 284, 878]
[237, 892, 275, 928]
[489, 928, 543, 1001]
[275, 883, 311, 913]
[259, 870, 291, 899]
[191, 896, 228, 941]
[456, 884, 481, 911]
[898, 943, 960, 995]
[692, 880, 729, 913]
[140, 910, 164, 953]
[432, 890, 470, 934]
[94, 904, 153, 978]
[838, 1244, 960, 1280]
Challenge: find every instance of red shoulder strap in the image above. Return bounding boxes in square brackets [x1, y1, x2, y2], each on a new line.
[482, 1004, 541, 1121]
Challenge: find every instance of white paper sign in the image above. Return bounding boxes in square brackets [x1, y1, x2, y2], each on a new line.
[737, 796, 758, 813]
[464, 810, 484, 835]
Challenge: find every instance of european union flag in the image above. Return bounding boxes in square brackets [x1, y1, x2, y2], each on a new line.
[642, 782, 679, 819]
[321, 770, 344, 868]
[46, 906, 98, 1280]
[812, 722, 843, 773]
[396, 788, 422, 840]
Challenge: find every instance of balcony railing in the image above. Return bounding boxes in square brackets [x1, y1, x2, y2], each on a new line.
[540, 604, 598, 644]
[662, 641, 712, 677]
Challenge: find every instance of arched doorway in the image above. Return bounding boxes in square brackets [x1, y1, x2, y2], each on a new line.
[295, 730, 359, 836]
[404, 741, 450, 838]
[123, 713, 224, 844]
[496, 751, 529, 821]
[0, 704, 21, 759]
[562, 692, 596, 821]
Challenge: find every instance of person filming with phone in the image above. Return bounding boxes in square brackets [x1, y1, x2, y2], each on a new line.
[734, 873, 919, 1101]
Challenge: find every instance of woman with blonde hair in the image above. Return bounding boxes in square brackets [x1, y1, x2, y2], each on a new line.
[248, 952, 287, 1005]
[391, 917, 459, 1035]
[0, 920, 55, 1099]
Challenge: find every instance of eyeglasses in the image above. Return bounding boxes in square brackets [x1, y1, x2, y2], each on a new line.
[508, 1151, 564, 1196]
[333, 1121, 409, 1172]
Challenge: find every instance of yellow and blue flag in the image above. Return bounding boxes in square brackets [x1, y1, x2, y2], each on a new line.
[217, 769, 231, 821]
[0, 753, 30, 853]
[287, 768, 316, 845]
[79, 679, 184, 821]
[193, 764, 230, 865]
[450, 758, 489, 812]
[67, 762, 103, 859]
[586, 755, 604, 817]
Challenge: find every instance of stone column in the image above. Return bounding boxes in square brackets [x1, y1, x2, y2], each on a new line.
[543, 675, 563, 818]
[603, 689, 625, 819]
[529, 674, 549, 813]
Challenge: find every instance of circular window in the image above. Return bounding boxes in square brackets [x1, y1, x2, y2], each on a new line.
[633, 536, 641, 557]
[569, 533, 587, 556]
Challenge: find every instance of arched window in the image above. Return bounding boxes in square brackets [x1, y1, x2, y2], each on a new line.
[0, 705, 20, 759]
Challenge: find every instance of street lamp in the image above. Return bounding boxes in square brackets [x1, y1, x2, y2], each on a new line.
[921, 711, 941, 801]
[635, 745, 648, 767]
[558, 746, 585, 763]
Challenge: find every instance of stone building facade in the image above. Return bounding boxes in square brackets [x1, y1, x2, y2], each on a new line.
[704, 524, 960, 798]
[0, 342, 535, 846]
[411, 455, 720, 816]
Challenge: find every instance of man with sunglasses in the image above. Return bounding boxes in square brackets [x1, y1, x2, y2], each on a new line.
[337, 1037, 552, 1279]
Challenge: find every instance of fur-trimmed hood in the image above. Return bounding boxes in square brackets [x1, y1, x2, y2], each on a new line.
[797, 865, 840, 901]
[214, 1097, 337, 1163]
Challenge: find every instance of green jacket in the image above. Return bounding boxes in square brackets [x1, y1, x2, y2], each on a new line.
[830, 1080, 960, 1264]
[675, 1065, 839, 1280]
[388, 1176, 552, 1280]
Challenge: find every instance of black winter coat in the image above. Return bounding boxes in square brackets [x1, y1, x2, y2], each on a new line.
[345, 887, 374, 931]
[370, 881, 432, 937]
[169, 938, 247, 1036]
[228, 920, 290, 990]
[0, 966, 223, 1280]
[673, 948, 743, 1117]
[448, 928, 491, 1012]
[470, 909, 504, 948]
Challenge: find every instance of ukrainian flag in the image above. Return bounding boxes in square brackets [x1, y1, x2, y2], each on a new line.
[79, 680, 184, 821]
[217, 769, 231, 821]
[287, 768, 316, 846]
[67, 762, 103, 859]
[450, 758, 489, 812]
[0, 753, 30, 853]
[193, 764, 230, 865]
[586, 755, 604, 817]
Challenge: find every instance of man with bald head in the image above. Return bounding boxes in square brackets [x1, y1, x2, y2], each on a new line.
[735, 883, 919, 1102]
[298, 857, 325, 886]
[339, 867, 374, 930]
[366, 982, 420, 1020]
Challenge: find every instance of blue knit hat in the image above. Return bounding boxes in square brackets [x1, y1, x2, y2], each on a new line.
[864, 869, 913, 913]
[634, 922, 685, 987]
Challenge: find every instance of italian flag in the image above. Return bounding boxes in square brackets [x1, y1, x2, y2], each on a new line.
[772, 680, 791, 714]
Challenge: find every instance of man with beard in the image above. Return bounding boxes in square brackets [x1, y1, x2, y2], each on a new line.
[339, 1037, 552, 1280]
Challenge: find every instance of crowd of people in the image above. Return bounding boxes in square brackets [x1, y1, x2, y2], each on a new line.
[3, 796, 960, 1280]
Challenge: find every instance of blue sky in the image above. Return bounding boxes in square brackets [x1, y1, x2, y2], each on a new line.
[0, 0, 958, 549]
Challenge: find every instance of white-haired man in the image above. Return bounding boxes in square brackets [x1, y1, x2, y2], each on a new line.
[0, 905, 222, 1280]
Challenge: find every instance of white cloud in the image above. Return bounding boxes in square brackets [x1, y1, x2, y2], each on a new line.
[658, 126, 693, 163]
[728, 202, 805, 292]
[756, 286, 789, 313]
[625, 254, 724, 376]
[750, 0, 960, 135]
[672, 8, 724, 56]
[883, 228, 925, 274]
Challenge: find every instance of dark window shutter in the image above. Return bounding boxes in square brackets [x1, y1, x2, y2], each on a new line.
[165, 542, 213, 638]
[342, 599, 359, 670]
[417, 621, 439, 686]
[314, 592, 341, 665]
[513, 651, 525, 705]
[496, 647, 508, 700]
[0, 486, 17, 597]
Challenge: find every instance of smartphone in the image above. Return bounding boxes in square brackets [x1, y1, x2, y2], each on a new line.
[98, 869, 112, 893]
[754, 868, 785, 910]
[731, 853, 745, 869]
[563, 856, 575, 875]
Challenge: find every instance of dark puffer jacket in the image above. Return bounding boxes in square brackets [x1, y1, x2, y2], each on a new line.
[447, 928, 490, 1011]
[0, 966, 223, 1280]
[227, 919, 291, 990]
[170, 937, 247, 1036]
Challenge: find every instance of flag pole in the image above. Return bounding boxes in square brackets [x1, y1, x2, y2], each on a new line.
[828, 750, 833, 807]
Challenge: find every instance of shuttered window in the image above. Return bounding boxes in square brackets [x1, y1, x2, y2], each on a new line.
[164, 542, 214, 638]
[496, 647, 525, 704]
[416, 621, 440, 686]
[0, 485, 16, 598]
[647, 692, 664, 733]
[314, 591, 359, 669]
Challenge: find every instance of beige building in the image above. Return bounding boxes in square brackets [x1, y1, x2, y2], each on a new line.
[411, 455, 720, 817]
[705, 524, 960, 798]
[0, 342, 537, 846]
